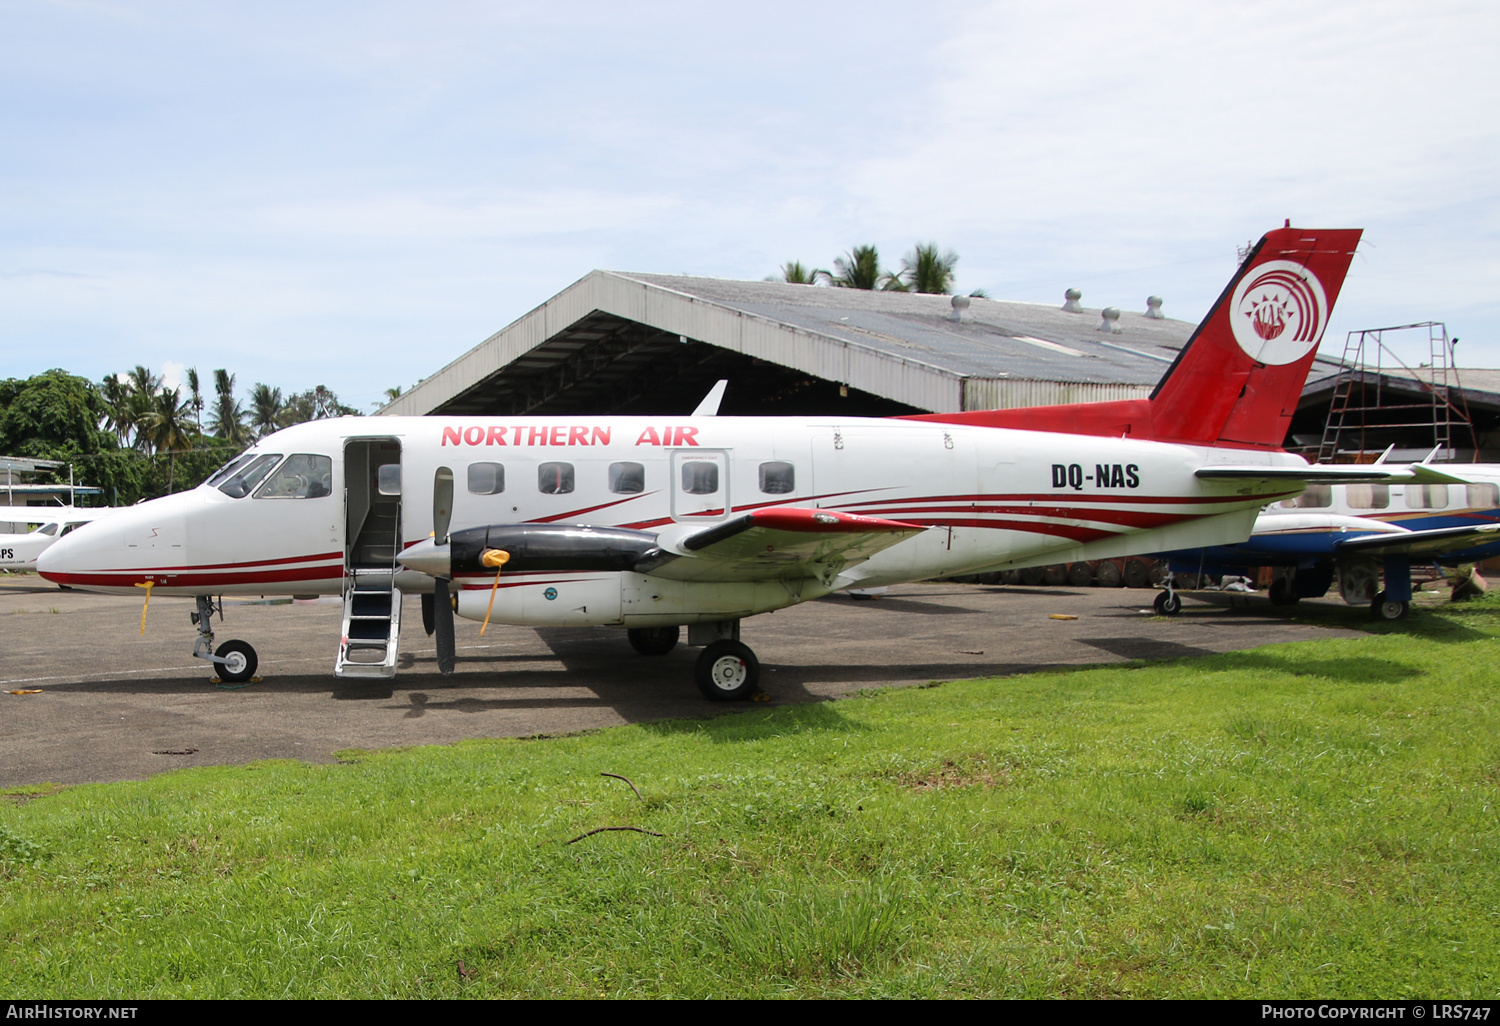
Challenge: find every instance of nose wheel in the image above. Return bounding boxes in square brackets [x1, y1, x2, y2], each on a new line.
[191, 595, 259, 683]
[214, 640, 259, 683]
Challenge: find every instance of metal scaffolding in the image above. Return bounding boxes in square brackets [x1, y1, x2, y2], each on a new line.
[1315, 322, 1477, 463]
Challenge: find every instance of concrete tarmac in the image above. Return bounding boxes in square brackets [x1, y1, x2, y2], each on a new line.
[0, 577, 1366, 788]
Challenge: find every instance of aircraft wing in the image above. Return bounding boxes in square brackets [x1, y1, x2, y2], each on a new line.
[638, 507, 925, 583]
[1195, 464, 1468, 484]
[1332, 523, 1500, 559]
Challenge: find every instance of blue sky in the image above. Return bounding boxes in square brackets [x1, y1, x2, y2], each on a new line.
[3, 1, 1497, 411]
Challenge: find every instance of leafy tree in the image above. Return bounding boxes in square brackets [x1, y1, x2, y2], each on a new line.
[138, 386, 195, 490]
[901, 243, 960, 295]
[250, 383, 284, 439]
[278, 385, 356, 428]
[98, 374, 136, 448]
[831, 245, 883, 290]
[185, 367, 205, 434]
[210, 369, 249, 444]
[0, 369, 107, 456]
[0, 369, 143, 504]
[779, 261, 829, 285]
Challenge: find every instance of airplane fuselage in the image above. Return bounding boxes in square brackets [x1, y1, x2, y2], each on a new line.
[39, 414, 1306, 628]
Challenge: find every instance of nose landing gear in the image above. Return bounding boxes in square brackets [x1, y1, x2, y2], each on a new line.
[191, 595, 259, 683]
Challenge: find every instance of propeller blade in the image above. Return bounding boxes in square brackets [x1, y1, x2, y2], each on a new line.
[421, 592, 436, 636]
[434, 577, 456, 675]
[433, 467, 454, 545]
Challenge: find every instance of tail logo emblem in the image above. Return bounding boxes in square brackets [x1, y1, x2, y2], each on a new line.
[1229, 260, 1328, 365]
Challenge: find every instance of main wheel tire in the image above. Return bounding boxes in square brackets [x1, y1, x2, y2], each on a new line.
[1268, 578, 1301, 607]
[1153, 591, 1182, 616]
[215, 640, 258, 683]
[1370, 592, 1410, 621]
[695, 640, 759, 701]
[628, 626, 680, 656]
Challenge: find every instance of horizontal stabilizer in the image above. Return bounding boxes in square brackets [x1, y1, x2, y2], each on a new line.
[1334, 523, 1500, 559]
[641, 507, 925, 582]
[1195, 464, 1470, 484]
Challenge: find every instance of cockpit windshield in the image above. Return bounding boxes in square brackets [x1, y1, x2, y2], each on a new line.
[206, 454, 255, 489]
[217, 454, 283, 498]
[254, 454, 333, 499]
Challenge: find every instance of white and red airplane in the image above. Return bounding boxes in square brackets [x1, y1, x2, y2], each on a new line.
[0, 507, 115, 572]
[40, 226, 1422, 698]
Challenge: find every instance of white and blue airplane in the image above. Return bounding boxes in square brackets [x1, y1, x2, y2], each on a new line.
[1153, 454, 1500, 619]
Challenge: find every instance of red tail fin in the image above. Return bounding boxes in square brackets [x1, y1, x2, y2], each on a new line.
[903, 226, 1363, 450]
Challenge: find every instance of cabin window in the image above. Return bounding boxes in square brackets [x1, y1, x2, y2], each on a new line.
[218, 454, 283, 498]
[255, 454, 334, 499]
[681, 460, 719, 495]
[1295, 484, 1332, 508]
[468, 462, 505, 495]
[35, 523, 58, 537]
[609, 462, 645, 494]
[377, 463, 402, 496]
[759, 461, 795, 495]
[1468, 483, 1499, 509]
[1345, 484, 1389, 510]
[60, 522, 86, 536]
[538, 462, 574, 495]
[1405, 484, 1448, 509]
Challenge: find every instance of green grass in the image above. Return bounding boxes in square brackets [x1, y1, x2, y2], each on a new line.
[5, 594, 1500, 997]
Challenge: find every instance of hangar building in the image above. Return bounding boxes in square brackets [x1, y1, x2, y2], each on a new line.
[381, 270, 1498, 461]
[382, 271, 1225, 420]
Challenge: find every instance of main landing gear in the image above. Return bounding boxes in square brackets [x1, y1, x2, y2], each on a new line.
[191, 595, 258, 683]
[695, 640, 759, 702]
[1153, 573, 1182, 616]
[1370, 591, 1410, 621]
[627, 626, 680, 656]
[626, 621, 761, 701]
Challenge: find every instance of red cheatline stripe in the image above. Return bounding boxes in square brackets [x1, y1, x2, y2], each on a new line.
[532, 491, 659, 523]
[42, 565, 343, 588]
[840, 491, 1266, 509]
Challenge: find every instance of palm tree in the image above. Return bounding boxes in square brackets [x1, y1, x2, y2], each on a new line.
[99, 374, 136, 448]
[831, 245, 882, 289]
[138, 387, 194, 491]
[185, 367, 205, 436]
[902, 243, 960, 295]
[250, 383, 284, 439]
[779, 261, 829, 285]
[209, 369, 249, 445]
[123, 365, 161, 450]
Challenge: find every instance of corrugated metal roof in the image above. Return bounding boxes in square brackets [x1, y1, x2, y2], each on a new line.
[616, 272, 1190, 385]
[389, 269, 1349, 418]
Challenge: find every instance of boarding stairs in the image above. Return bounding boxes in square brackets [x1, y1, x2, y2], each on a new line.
[335, 496, 404, 678]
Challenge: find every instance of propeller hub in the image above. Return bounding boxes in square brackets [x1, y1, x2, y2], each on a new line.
[398, 538, 451, 578]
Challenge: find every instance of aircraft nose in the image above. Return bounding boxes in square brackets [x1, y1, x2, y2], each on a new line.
[398, 538, 451, 578]
[36, 525, 90, 582]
